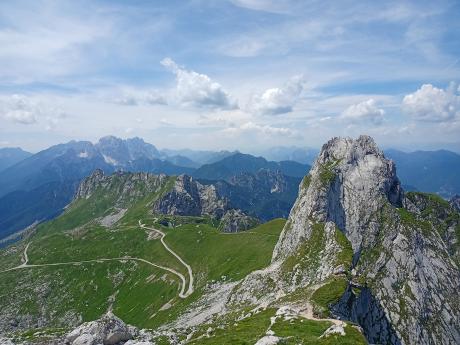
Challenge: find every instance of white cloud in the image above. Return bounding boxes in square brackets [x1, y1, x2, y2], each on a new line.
[341, 99, 385, 125]
[161, 57, 238, 110]
[0, 94, 67, 127]
[113, 90, 167, 106]
[402, 83, 460, 122]
[1, 95, 38, 124]
[248, 75, 307, 115]
[4, 110, 37, 124]
[222, 121, 297, 137]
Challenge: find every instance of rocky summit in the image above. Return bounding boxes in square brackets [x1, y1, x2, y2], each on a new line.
[153, 174, 259, 232]
[0, 135, 459, 345]
[227, 135, 460, 345]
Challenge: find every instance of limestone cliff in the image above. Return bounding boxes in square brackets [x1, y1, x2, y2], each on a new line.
[230, 135, 460, 345]
[153, 174, 258, 232]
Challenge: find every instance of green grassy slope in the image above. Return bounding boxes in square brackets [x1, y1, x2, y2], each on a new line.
[0, 172, 286, 331]
[187, 307, 366, 345]
[0, 171, 372, 344]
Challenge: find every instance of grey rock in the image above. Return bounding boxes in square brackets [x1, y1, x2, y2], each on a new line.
[272, 135, 459, 345]
[65, 311, 135, 345]
[75, 170, 168, 206]
[230, 135, 459, 345]
[153, 174, 257, 232]
[273, 135, 403, 261]
[153, 175, 228, 218]
[218, 209, 259, 233]
[450, 194, 460, 212]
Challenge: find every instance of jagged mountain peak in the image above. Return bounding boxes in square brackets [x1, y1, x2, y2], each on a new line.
[318, 135, 382, 161]
[266, 135, 460, 344]
[274, 135, 403, 260]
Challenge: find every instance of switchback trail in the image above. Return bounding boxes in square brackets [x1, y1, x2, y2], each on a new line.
[0, 232, 193, 298]
[139, 220, 194, 297]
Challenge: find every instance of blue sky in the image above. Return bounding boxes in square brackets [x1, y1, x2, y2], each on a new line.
[0, 0, 460, 152]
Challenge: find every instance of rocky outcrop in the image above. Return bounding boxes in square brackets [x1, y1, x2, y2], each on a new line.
[218, 209, 260, 233]
[450, 194, 460, 212]
[0, 312, 155, 345]
[153, 175, 257, 232]
[273, 135, 403, 261]
[153, 175, 229, 218]
[75, 170, 168, 204]
[228, 135, 460, 345]
[75, 169, 105, 199]
[65, 312, 135, 345]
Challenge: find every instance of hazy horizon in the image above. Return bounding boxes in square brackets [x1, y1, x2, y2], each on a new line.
[3, 134, 460, 157]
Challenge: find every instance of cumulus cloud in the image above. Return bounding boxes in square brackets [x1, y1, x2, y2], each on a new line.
[0, 94, 39, 124]
[161, 57, 237, 110]
[402, 83, 460, 122]
[341, 99, 385, 125]
[248, 75, 307, 115]
[222, 121, 297, 137]
[0, 94, 67, 128]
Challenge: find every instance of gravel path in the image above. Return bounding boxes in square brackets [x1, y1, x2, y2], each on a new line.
[0, 221, 195, 299]
[139, 220, 194, 297]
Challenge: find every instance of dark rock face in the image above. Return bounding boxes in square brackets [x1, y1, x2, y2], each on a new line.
[153, 175, 260, 233]
[203, 169, 301, 221]
[153, 175, 228, 218]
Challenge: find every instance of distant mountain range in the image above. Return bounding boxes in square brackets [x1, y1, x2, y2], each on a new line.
[193, 152, 310, 180]
[0, 137, 308, 241]
[254, 146, 319, 164]
[385, 149, 460, 198]
[1, 137, 460, 242]
[0, 147, 32, 172]
[0, 137, 194, 240]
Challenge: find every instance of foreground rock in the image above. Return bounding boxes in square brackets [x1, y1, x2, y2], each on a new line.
[0, 313, 154, 345]
[65, 312, 135, 345]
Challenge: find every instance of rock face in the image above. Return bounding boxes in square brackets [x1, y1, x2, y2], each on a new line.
[153, 175, 258, 232]
[218, 209, 260, 233]
[201, 169, 302, 221]
[153, 175, 229, 218]
[65, 312, 135, 345]
[75, 169, 168, 202]
[231, 135, 460, 345]
[273, 135, 403, 261]
[450, 194, 460, 212]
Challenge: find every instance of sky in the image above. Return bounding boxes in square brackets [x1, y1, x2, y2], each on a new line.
[0, 0, 460, 153]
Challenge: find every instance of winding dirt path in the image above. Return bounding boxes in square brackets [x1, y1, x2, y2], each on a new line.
[139, 220, 194, 297]
[0, 223, 194, 299]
